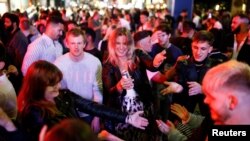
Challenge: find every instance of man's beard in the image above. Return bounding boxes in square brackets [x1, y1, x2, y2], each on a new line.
[232, 26, 241, 34]
[5, 25, 14, 34]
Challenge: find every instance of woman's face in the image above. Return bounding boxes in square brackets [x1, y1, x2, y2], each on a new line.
[115, 35, 129, 58]
[45, 82, 61, 102]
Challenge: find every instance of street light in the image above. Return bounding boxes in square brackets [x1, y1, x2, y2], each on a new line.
[242, 3, 246, 13]
[215, 4, 220, 11]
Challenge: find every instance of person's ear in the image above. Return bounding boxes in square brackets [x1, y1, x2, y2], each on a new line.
[0, 61, 5, 70]
[168, 34, 171, 38]
[228, 95, 238, 110]
[83, 41, 87, 47]
[208, 46, 213, 53]
[65, 39, 70, 49]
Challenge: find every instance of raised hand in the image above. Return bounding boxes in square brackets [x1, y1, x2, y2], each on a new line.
[187, 81, 202, 96]
[153, 50, 166, 67]
[151, 30, 161, 45]
[170, 103, 190, 122]
[126, 111, 148, 130]
[160, 81, 183, 95]
[156, 119, 175, 135]
[98, 130, 125, 141]
[91, 116, 100, 133]
[176, 55, 190, 63]
[39, 125, 48, 141]
[0, 108, 16, 132]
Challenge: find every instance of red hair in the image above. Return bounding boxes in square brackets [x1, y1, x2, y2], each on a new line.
[18, 60, 62, 117]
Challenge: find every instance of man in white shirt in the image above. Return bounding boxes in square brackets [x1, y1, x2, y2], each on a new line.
[54, 28, 103, 133]
[118, 13, 131, 31]
[0, 44, 17, 120]
[21, 16, 64, 75]
[207, 16, 223, 31]
[192, 10, 201, 29]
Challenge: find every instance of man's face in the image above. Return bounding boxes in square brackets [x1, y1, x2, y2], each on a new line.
[67, 35, 86, 58]
[191, 41, 212, 62]
[4, 17, 14, 32]
[204, 89, 230, 125]
[231, 16, 241, 33]
[140, 15, 148, 24]
[20, 17, 30, 30]
[139, 36, 152, 52]
[49, 23, 64, 40]
[157, 31, 170, 46]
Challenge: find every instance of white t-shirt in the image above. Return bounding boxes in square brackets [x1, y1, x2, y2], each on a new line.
[54, 52, 103, 117]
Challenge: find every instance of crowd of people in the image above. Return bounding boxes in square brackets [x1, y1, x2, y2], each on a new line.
[0, 5, 250, 141]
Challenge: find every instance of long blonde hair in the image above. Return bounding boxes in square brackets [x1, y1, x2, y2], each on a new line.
[107, 27, 136, 68]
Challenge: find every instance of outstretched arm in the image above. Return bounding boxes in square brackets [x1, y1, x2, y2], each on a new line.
[65, 90, 149, 129]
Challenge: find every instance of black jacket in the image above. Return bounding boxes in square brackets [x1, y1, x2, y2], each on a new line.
[173, 57, 220, 116]
[18, 89, 127, 141]
[102, 49, 157, 108]
[237, 41, 250, 66]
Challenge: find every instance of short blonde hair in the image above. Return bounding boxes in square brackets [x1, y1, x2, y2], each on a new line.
[202, 60, 250, 96]
[66, 28, 86, 43]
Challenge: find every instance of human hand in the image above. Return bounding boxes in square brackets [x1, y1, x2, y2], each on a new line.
[98, 130, 125, 141]
[160, 81, 183, 95]
[39, 125, 48, 141]
[91, 116, 100, 133]
[176, 55, 189, 63]
[7, 65, 18, 76]
[126, 111, 148, 130]
[170, 103, 190, 122]
[187, 81, 202, 96]
[120, 77, 134, 90]
[0, 108, 16, 132]
[153, 50, 166, 67]
[151, 31, 161, 45]
[156, 120, 175, 135]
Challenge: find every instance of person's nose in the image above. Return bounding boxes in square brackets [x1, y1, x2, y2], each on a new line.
[55, 83, 61, 89]
[59, 31, 63, 36]
[197, 48, 202, 55]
